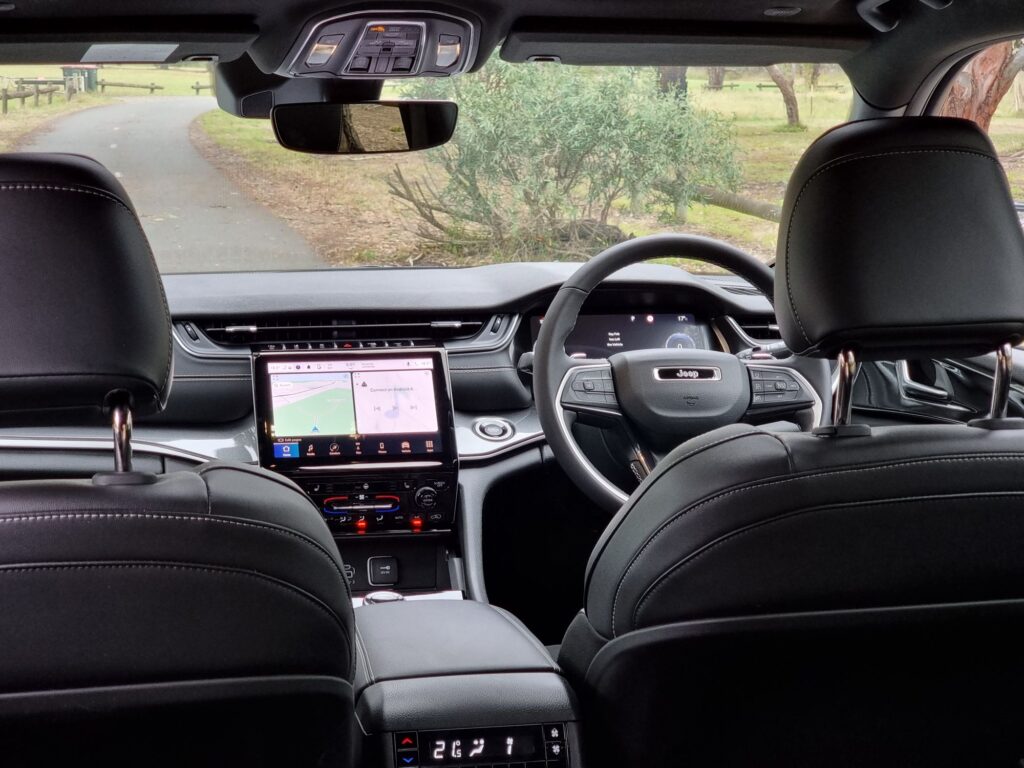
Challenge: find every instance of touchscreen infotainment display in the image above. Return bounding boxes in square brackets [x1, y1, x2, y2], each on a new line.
[253, 350, 454, 469]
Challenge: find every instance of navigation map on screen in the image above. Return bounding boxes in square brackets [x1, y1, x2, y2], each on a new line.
[271, 372, 357, 437]
[268, 357, 439, 439]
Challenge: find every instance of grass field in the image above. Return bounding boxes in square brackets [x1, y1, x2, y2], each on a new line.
[194, 67, 863, 266]
[4, 61, 1024, 269]
[0, 63, 212, 96]
[0, 64, 213, 150]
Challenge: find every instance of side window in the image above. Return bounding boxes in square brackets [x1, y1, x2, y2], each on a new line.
[939, 40, 1024, 211]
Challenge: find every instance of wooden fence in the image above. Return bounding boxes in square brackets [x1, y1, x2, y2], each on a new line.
[1, 83, 60, 114]
[98, 80, 164, 94]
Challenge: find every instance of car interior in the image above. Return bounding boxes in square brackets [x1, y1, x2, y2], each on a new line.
[3, 0, 1024, 766]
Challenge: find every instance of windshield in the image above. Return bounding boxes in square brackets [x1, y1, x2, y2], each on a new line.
[3, 60, 853, 272]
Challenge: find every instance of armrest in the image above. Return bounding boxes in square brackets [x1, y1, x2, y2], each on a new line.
[354, 600, 558, 692]
[353, 600, 579, 735]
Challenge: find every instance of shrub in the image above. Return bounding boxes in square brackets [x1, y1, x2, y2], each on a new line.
[391, 60, 740, 262]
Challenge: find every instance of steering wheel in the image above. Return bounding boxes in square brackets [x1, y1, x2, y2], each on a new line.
[534, 234, 821, 512]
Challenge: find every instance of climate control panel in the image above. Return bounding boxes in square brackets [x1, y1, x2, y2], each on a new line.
[298, 473, 456, 535]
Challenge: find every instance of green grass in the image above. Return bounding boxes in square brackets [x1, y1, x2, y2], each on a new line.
[0, 64, 215, 150]
[158, 64, 1024, 266]
[0, 63, 212, 96]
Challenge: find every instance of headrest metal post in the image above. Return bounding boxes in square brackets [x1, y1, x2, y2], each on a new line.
[832, 349, 858, 427]
[112, 402, 133, 473]
[990, 342, 1014, 420]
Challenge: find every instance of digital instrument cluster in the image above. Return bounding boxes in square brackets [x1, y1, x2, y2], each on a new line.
[530, 313, 713, 359]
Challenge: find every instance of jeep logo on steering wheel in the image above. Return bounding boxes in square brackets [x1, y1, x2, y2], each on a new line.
[655, 366, 722, 382]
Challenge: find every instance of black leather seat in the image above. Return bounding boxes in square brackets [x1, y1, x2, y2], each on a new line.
[0, 154, 356, 767]
[558, 118, 1024, 767]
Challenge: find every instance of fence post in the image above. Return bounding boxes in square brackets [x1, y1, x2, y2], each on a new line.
[100, 81, 106, 94]
[33, 83, 39, 107]
[149, 82, 156, 94]
[2, 88, 7, 115]
[19, 91, 25, 108]
[47, 89, 53, 105]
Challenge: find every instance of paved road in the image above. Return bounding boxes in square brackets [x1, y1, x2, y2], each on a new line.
[24, 97, 323, 272]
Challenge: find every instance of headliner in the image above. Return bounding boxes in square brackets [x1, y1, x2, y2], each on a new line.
[0, 0, 1021, 109]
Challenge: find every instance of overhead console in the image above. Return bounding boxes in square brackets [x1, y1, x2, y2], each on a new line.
[279, 11, 477, 79]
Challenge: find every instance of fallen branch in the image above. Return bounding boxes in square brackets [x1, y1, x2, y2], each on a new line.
[697, 186, 781, 222]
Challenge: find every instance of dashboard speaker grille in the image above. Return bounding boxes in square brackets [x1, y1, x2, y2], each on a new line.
[196, 314, 491, 347]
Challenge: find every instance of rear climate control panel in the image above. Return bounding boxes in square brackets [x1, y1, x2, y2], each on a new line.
[282, 12, 476, 78]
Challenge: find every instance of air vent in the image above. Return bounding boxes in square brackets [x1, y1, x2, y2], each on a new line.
[194, 314, 496, 348]
[737, 321, 783, 342]
[721, 284, 763, 296]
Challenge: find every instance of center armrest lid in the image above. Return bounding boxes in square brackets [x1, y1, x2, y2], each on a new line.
[354, 600, 558, 690]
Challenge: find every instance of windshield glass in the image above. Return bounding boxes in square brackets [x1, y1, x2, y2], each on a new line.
[3, 60, 851, 272]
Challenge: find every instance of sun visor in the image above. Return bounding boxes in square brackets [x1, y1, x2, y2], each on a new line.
[500, 21, 867, 66]
[0, 22, 256, 65]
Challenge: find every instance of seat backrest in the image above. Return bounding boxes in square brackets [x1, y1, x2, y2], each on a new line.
[0, 154, 357, 767]
[582, 600, 1024, 767]
[561, 118, 1024, 767]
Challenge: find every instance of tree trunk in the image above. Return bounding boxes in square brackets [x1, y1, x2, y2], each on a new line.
[657, 66, 688, 99]
[807, 63, 822, 89]
[707, 67, 726, 90]
[940, 42, 1024, 132]
[766, 64, 801, 126]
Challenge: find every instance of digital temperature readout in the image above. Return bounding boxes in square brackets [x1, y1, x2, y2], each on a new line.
[394, 724, 568, 767]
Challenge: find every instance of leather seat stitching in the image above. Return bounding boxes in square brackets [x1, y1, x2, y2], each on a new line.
[783, 148, 998, 348]
[0, 510, 349, 590]
[0, 561, 352, 639]
[585, 429, 768, 599]
[610, 452, 1024, 635]
[633, 490, 1024, 628]
[197, 466, 353, 603]
[354, 626, 375, 687]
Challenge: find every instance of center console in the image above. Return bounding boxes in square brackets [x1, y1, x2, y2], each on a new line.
[355, 600, 581, 768]
[253, 348, 460, 593]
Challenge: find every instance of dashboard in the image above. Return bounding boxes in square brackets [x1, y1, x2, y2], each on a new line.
[530, 313, 715, 359]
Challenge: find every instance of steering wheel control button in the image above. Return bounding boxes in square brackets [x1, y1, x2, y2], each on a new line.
[747, 366, 814, 410]
[565, 367, 618, 407]
[473, 418, 515, 441]
[367, 556, 399, 586]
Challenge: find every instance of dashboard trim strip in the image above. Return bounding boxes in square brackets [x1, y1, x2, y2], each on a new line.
[0, 436, 213, 465]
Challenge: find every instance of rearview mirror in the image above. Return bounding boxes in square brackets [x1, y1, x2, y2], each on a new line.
[271, 101, 457, 154]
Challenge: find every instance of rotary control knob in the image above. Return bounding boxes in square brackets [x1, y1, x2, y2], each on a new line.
[414, 486, 439, 511]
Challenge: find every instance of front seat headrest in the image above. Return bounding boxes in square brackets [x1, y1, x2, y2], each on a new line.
[775, 117, 1024, 361]
[0, 153, 171, 424]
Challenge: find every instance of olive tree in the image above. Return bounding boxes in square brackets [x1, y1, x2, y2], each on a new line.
[390, 61, 740, 262]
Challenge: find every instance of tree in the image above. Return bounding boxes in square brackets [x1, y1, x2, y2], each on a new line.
[658, 66, 688, 99]
[940, 41, 1024, 131]
[766, 64, 801, 126]
[707, 67, 726, 90]
[802, 63, 822, 90]
[389, 61, 741, 262]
